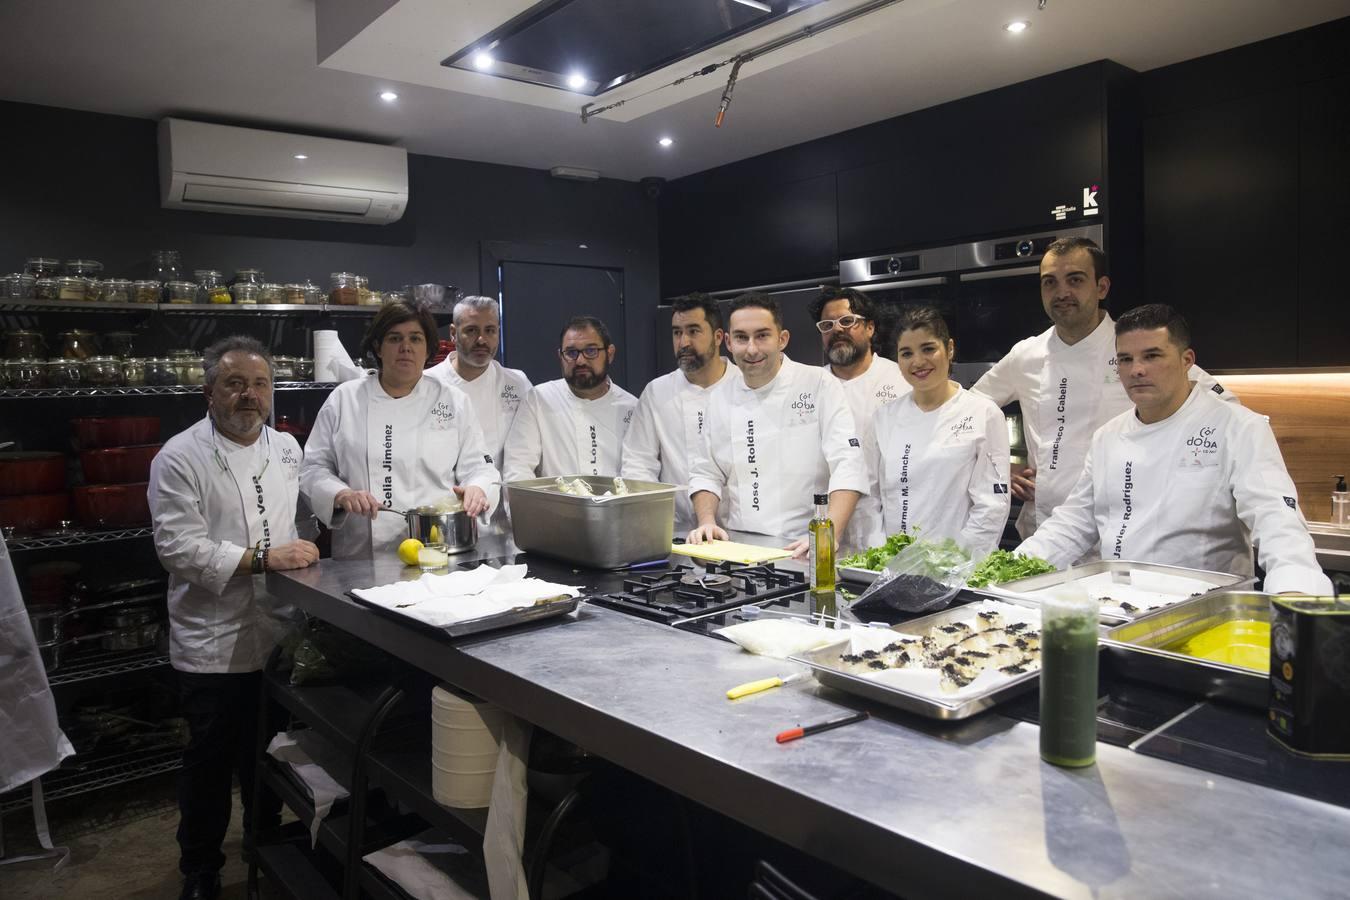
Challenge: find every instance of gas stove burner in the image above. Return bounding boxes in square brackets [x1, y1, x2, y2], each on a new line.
[680, 573, 732, 589]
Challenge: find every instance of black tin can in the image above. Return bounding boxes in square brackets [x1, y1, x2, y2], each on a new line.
[1269, 596, 1350, 759]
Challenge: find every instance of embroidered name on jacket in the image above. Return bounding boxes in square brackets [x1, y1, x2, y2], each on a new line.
[898, 443, 912, 532]
[1114, 461, 1134, 558]
[746, 419, 760, 511]
[1050, 378, 1069, 470]
[382, 424, 394, 506]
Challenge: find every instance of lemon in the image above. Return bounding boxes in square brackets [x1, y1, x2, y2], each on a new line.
[397, 538, 424, 566]
[429, 524, 442, 544]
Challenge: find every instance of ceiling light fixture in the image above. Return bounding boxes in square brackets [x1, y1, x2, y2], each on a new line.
[658, 137, 674, 148]
[473, 52, 494, 70]
[566, 72, 587, 90]
[293, 154, 308, 160]
[379, 90, 399, 101]
[1004, 21, 1029, 33]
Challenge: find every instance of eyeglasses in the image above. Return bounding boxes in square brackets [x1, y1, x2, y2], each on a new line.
[561, 347, 603, 360]
[816, 314, 866, 333]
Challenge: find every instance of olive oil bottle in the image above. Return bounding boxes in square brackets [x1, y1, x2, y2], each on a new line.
[808, 494, 837, 621]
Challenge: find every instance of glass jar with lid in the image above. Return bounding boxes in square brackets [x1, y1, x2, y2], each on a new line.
[46, 357, 83, 388]
[195, 270, 231, 304]
[272, 356, 297, 381]
[100, 279, 132, 303]
[54, 277, 87, 302]
[150, 250, 182, 283]
[24, 258, 61, 279]
[329, 272, 359, 306]
[4, 330, 46, 359]
[59, 330, 100, 360]
[4, 358, 46, 389]
[296, 357, 314, 381]
[231, 283, 259, 305]
[304, 281, 324, 306]
[232, 269, 265, 287]
[34, 278, 58, 300]
[123, 357, 146, 386]
[170, 352, 206, 385]
[84, 280, 103, 302]
[282, 283, 307, 305]
[64, 260, 103, 278]
[102, 331, 138, 359]
[356, 275, 373, 306]
[258, 283, 284, 305]
[82, 356, 124, 387]
[131, 280, 161, 304]
[165, 280, 197, 304]
[1, 273, 36, 298]
[144, 357, 178, 386]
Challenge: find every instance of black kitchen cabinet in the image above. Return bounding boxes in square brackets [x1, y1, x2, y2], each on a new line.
[1142, 88, 1300, 370]
[1297, 73, 1350, 366]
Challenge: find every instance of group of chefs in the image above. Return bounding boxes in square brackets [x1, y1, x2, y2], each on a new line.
[72, 233, 1322, 899]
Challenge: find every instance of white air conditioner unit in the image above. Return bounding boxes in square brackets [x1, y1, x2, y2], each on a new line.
[158, 118, 408, 225]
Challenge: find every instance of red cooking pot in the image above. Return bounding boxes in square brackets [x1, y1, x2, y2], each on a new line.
[0, 452, 67, 496]
[0, 492, 71, 532]
[70, 417, 160, 450]
[72, 483, 151, 528]
[80, 444, 162, 485]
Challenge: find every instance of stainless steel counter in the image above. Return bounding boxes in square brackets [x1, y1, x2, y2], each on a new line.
[270, 546, 1350, 899]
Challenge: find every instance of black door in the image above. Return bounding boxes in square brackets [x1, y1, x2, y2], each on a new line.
[499, 261, 626, 387]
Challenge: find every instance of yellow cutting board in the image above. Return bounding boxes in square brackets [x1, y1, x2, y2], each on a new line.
[670, 541, 793, 565]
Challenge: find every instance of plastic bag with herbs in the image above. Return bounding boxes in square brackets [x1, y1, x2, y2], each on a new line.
[847, 537, 976, 619]
[281, 618, 392, 686]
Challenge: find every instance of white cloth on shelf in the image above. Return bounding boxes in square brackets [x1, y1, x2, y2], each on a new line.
[363, 830, 481, 900]
[483, 717, 532, 900]
[266, 730, 351, 848]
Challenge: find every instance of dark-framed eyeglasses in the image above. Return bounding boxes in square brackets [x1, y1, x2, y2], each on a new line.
[816, 314, 866, 333]
[561, 347, 603, 361]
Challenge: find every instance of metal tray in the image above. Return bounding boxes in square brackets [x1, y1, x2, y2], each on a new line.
[1102, 591, 1272, 710]
[992, 559, 1253, 624]
[506, 475, 676, 569]
[789, 596, 1046, 720]
[349, 591, 581, 638]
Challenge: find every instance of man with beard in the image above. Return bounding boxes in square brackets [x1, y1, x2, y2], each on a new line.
[148, 335, 319, 900]
[622, 293, 742, 532]
[427, 295, 532, 532]
[973, 236, 1237, 541]
[810, 286, 910, 549]
[688, 293, 867, 557]
[503, 315, 638, 482]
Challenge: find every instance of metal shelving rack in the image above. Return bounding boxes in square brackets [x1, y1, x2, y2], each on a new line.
[5, 527, 154, 552]
[46, 648, 171, 688]
[0, 745, 183, 814]
[0, 298, 385, 316]
[0, 382, 338, 399]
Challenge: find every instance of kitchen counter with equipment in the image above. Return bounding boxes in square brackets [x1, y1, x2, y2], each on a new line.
[268, 542, 1350, 900]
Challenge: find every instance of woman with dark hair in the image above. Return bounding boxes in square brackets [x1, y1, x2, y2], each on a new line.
[301, 301, 500, 559]
[868, 306, 1010, 556]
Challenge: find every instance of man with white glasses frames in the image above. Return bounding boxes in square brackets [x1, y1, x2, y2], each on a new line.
[503, 315, 637, 482]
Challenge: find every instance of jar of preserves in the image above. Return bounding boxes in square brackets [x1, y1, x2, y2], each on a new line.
[144, 358, 178, 386]
[132, 280, 161, 304]
[233, 269, 265, 287]
[4, 330, 46, 359]
[272, 356, 297, 381]
[258, 283, 284, 305]
[171, 354, 205, 385]
[59, 330, 100, 360]
[123, 357, 146, 386]
[84, 279, 102, 302]
[34, 278, 58, 300]
[102, 331, 138, 359]
[282, 283, 307, 305]
[54, 277, 87, 302]
[304, 281, 324, 306]
[356, 275, 372, 306]
[363, 289, 383, 307]
[82, 356, 125, 387]
[165, 280, 197, 304]
[24, 258, 61, 279]
[329, 272, 359, 306]
[64, 260, 103, 278]
[231, 283, 259, 305]
[150, 250, 182, 283]
[100, 279, 132, 303]
[4, 358, 46, 389]
[296, 357, 314, 381]
[195, 270, 231, 304]
[2, 273, 37, 298]
[46, 357, 83, 388]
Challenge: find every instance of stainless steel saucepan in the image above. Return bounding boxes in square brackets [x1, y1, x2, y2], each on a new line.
[378, 505, 477, 552]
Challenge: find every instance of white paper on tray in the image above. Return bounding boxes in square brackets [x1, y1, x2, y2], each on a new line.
[1011, 569, 1217, 618]
[352, 564, 582, 627]
[715, 619, 842, 658]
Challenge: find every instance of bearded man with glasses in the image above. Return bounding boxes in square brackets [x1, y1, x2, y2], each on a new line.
[503, 315, 637, 482]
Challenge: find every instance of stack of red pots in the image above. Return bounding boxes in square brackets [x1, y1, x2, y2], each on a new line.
[0, 451, 70, 533]
[71, 417, 161, 529]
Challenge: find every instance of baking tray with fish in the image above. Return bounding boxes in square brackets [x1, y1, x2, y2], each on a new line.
[1101, 591, 1272, 710]
[348, 591, 581, 638]
[790, 594, 1046, 720]
[987, 560, 1253, 624]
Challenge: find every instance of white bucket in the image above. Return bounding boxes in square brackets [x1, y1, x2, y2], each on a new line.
[429, 685, 502, 809]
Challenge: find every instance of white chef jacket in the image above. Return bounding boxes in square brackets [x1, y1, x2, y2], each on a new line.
[1019, 384, 1332, 594]
[689, 356, 869, 538]
[149, 417, 305, 673]
[829, 355, 911, 550]
[870, 387, 1011, 557]
[426, 358, 532, 533]
[621, 361, 741, 532]
[974, 313, 1237, 537]
[0, 532, 74, 793]
[301, 374, 501, 559]
[501, 378, 638, 483]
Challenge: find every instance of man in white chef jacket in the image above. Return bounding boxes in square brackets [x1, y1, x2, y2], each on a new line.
[688, 293, 868, 557]
[810, 286, 910, 549]
[974, 236, 1236, 540]
[622, 293, 741, 532]
[502, 315, 637, 482]
[148, 336, 320, 900]
[426, 295, 532, 533]
[1019, 305, 1332, 594]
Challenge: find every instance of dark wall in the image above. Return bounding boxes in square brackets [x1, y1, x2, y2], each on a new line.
[0, 100, 661, 388]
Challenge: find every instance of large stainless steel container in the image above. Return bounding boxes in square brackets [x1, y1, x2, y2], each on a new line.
[506, 475, 676, 569]
[1101, 591, 1272, 709]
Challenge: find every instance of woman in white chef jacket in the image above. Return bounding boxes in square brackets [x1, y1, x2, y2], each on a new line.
[301, 302, 501, 559]
[870, 306, 1011, 556]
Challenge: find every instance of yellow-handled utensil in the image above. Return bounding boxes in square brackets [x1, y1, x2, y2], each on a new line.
[726, 672, 809, 700]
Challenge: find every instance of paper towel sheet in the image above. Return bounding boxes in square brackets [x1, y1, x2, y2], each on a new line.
[483, 717, 532, 900]
[353, 565, 581, 628]
[364, 830, 484, 900]
[266, 730, 351, 847]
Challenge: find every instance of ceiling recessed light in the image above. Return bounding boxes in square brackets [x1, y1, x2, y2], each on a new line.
[473, 52, 494, 70]
[658, 137, 674, 148]
[293, 154, 308, 160]
[578, 244, 589, 249]
[1004, 21, 1029, 33]
[566, 72, 587, 90]
[379, 90, 399, 102]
